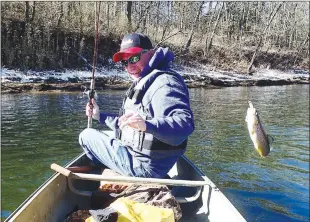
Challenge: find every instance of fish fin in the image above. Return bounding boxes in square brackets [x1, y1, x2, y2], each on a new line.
[267, 135, 274, 146]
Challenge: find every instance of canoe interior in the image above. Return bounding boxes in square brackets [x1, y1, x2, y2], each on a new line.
[6, 153, 245, 222]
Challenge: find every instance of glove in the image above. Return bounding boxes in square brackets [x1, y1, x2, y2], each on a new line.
[86, 99, 100, 121]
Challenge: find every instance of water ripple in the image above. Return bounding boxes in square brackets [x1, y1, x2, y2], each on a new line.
[1, 85, 309, 222]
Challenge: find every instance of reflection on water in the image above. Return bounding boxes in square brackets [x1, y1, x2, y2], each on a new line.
[1, 85, 309, 221]
[187, 85, 309, 221]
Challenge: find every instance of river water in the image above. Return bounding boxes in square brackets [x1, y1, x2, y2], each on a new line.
[1, 85, 309, 221]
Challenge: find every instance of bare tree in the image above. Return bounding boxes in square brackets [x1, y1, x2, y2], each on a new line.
[204, 2, 224, 56]
[1, 1, 309, 71]
[133, 2, 152, 32]
[126, 1, 133, 32]
[247, 3, 283, 73]
[184, 2, 204, 52]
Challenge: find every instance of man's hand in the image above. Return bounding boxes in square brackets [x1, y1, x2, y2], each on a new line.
[86, 98, 100, 121]
[118, 112, 146, 131]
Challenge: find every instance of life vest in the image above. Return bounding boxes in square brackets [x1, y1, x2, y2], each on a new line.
[116, 69, 187, 157]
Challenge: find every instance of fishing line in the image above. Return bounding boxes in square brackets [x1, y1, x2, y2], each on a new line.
[242, 79, 252, 105]
[153, 31, 183, 50]
[70, 47, 102, 72]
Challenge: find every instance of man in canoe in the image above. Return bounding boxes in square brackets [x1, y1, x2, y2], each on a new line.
[79, 33, 194, 178]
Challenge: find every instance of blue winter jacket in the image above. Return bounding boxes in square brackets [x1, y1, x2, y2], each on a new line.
[99, 47, 195, 177]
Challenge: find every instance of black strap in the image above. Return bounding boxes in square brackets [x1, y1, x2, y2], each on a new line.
[132, 89, 143, 102]
[142, 138, 187, 151]
[126, 80, 138, 99]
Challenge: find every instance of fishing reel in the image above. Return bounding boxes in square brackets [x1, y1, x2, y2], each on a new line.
[78, 86, 98, 100]
[84, 88, 98, 101]
[82, 86, 98, 129]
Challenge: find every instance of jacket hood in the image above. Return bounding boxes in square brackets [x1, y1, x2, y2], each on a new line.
[140, 47, 174, 77]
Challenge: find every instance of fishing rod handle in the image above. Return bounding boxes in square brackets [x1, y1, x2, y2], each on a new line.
[88, 117, 92, 128]
[87, 88, 96, 128]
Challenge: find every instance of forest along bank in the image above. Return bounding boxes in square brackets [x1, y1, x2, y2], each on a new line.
[1, 2, 309, 74]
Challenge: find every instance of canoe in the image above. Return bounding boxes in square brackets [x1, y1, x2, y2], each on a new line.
[5, 153, 246, 222]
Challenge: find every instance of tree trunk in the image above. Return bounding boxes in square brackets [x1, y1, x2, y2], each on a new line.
[154, 2, 160, 42]
[57, 2, 64, 28]
[204, 2, 219, 56]
[184, 2, 204, 52]
[25, 2, 30, 22]
[113, 1, 118, 17]
[289, 4, 298, 49]
[30, 1, 36, 22]
[247, 3, 283, 74]
[106, 2, 110, 33]
[126, 1, 133, 32]
[204, 3, 224, 56]
[180, 2, 184, 30]
[134, 3, 151, 32]
[79, 2, 83, 33]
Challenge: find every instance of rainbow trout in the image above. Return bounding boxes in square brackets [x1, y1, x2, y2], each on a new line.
[245, 101, 274, 157]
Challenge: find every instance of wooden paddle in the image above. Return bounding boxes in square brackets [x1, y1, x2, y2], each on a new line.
[51, 163, 214, 187]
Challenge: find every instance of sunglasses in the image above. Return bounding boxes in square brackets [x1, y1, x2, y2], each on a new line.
[121, 50, 149, 67]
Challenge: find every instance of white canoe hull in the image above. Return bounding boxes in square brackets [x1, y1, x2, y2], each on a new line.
[5, 153, 246, 222]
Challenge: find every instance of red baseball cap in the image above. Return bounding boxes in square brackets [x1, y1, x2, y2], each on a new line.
[113, 33, 153, 62]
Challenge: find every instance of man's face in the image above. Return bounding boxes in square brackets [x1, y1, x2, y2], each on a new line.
[123, 50, 153, 80]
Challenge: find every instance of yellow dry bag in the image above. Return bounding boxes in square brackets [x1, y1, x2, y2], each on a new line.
[111, 197, 174, 222]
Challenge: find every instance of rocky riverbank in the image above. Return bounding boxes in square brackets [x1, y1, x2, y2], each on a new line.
[1, 66, 309, 94]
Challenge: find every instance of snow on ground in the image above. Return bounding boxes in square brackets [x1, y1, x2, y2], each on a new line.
[1, 65, 309, 83]
[174, 65, 309, 82]
[0, 67, 129, 83]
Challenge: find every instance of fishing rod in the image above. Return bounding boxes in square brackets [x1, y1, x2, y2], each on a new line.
[87, 2, 101, 128]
